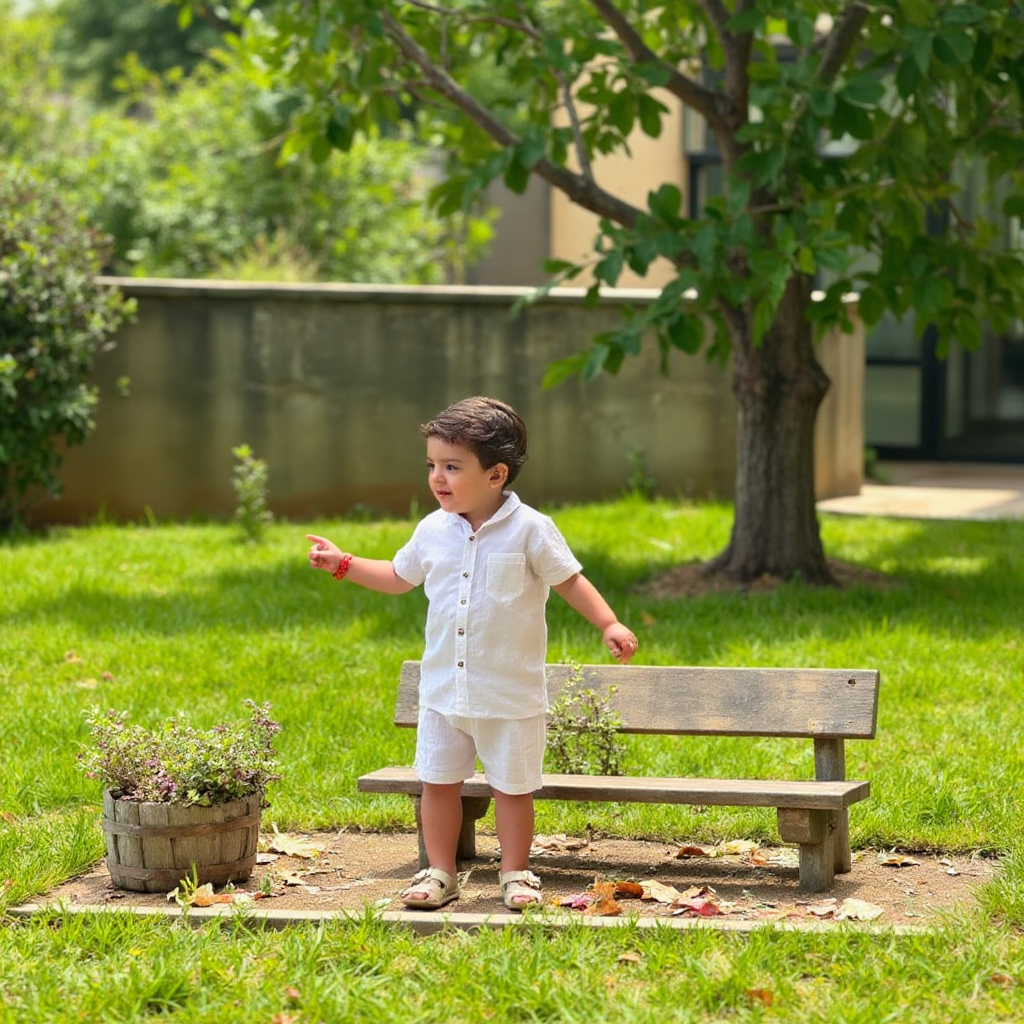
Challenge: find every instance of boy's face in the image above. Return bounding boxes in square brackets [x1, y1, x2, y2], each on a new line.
[426, 436, 507, 525]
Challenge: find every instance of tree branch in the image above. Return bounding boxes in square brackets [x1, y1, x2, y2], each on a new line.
[817, 1, 871, 84]
[403, 0, 543, 40]
[381, 12, 645, 229]
[585, 0, 724, 122]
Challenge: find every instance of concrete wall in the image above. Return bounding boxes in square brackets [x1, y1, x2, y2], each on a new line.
[42, 279, 864, 523]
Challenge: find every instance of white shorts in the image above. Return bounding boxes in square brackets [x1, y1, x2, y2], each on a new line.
[413, 708, 547, 796]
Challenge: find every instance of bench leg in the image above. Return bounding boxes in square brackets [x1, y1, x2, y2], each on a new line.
[411, 795, 492, 869]
[832, 808, 852, 874]
[777, 808, 835, 892]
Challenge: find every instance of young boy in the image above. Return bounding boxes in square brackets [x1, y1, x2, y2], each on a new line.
[307, 396, 637, 911]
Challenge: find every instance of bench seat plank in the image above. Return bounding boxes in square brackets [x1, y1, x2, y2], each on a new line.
[358, 767, 869, 810]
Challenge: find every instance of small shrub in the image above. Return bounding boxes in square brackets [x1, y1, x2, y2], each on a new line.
[0, 164, 134, 532]
[546, 672, 627, 776]
[232, 443, 273, 543]
[79, 701, 282, 806]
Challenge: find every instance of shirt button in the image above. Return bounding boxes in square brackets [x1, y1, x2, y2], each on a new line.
[462, 572, 469, 578]
[457, 628, 465, 635]
[469, 535, 475, 541]
[457, 661, 464, 668]
[460, 599, 466, 605]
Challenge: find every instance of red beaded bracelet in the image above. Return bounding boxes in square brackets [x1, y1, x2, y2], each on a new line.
[333, 553, 354, 581]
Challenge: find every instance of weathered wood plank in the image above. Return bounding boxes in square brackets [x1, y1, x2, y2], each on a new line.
[394, 662, 879, 738]
[358, 767, 869, 810]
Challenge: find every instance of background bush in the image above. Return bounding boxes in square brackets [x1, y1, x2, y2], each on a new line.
[0, 164, 133, 532]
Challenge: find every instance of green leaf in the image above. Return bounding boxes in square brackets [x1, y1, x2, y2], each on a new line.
[638, 94, 666, 138]
[857, 285, 888, 327]
[831, 98, 873, 141]
[797, 246, 816, 274]
[582, 343, 610, 381]
[325, 106, 354, 151]
[896, 57, 920, 99]
[841, 77, 885, 108]
[310, 135, 332, 164]
[1002, 195, 1024, 219]
[911, 31, 933, 74]
[504, 158, 530, 195]
[542, 258, 578, 275]
[728, 7, 763, 32]
[666, 314, 704, 354]
[177, 4, 193, 30]
[809, 89, 836, 118]
[933, 32, 973, 66]
[648, 184, 682, 224]
[542, 353, 587, 389]
[940, 4, 986, 26]
[596, 250, 624, 286]
[752, 299, 775, 348]
[913, 274, 953, 316]
[607, 90, 636, 135]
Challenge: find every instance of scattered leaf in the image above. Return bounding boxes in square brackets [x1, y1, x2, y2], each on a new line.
[64, 651, 82, 663]
[170, 882, 253, 907]
[837, 898, 884, 921]
[746, 988, 774, 1006]
[721, 839, 760, 856]
[989, 973, 1016, 988]
[877, 853, 921, 868]
[531, 833, 589, 855]
[614, 881, 644, 898]
[101, 671, 115, 682]
[805, 898, 838, 918]
[256, 852, 280, 864]
[585, 881, 622, 916]
[284, 987, 302, 1002]
[640, 880, 683, 903]
[675, 844, 713, 859]
[617, 951, 644, 964]
[559, 892, 593, 910]
[267, 829, 326, 858]
[672, 896, 721, 917]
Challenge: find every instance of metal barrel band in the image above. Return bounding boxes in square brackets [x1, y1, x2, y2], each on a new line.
[109, 856, 258, 886]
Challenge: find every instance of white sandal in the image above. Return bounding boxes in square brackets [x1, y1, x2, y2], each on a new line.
[400, 867, 460, 910]
[500, 869, 542, 911]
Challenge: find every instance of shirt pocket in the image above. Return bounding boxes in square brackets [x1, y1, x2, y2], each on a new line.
[486, 553, 526, 602]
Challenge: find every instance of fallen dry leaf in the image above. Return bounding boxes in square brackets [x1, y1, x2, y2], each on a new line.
[805, 898, 839, 918]
[640, 880, 683, 904]
[585, 881, 622, 917]
[614, 881, 644, 898]
[989, 973, 1016, 989]
[170, 883, 252, 907]
[531, 833, 589, 855]
[617, 951, 644, 964]
[746, 989, 774, 1007]
[267, 829, 326, 858]
[672, 897, 721, 917]
[675, 845, 713, 859]
[877, 853, 921, 868]
[837, 898, 884, 921]
[721, 839, 760, 856]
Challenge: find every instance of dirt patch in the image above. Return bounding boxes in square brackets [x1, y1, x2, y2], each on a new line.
[635, 559, 900, 600]
[37, 830, 995, 927]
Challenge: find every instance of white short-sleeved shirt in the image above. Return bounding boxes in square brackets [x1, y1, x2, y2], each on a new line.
[392, 492, 582, 719]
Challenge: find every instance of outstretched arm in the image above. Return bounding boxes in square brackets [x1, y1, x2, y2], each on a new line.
[552, 572, 638, 663]
[306, 534, 415, 595]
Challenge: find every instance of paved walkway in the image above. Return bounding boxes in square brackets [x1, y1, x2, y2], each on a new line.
[817, 461, 1024, 521]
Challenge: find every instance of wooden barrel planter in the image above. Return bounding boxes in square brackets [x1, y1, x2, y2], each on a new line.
[102, 790, 262, 893]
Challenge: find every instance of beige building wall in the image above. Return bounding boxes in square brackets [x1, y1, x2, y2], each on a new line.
[550, 91, 686, 289]
[39, 280, 862, 526]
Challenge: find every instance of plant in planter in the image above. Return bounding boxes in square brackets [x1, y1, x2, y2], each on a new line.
[79, 701, 281, 893]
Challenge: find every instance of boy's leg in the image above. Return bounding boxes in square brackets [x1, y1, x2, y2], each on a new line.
[419, 781, 463, 880]
[492, 789, 534, 874]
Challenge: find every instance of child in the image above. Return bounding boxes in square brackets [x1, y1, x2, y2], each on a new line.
[306, 396, 637, 911]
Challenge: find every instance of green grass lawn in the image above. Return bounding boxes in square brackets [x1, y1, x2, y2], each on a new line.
[2, 500, 1023, 1021]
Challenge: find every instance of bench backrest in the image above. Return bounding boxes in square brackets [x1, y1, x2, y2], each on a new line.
[393, 661, 879, 740]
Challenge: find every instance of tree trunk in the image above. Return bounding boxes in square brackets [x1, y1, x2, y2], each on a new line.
[709, 277, 837, 585]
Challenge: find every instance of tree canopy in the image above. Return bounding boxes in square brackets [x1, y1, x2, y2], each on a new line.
[214, 0, 1024, 582]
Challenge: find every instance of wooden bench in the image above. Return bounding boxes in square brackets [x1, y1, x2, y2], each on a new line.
[358, 661, 880, 892]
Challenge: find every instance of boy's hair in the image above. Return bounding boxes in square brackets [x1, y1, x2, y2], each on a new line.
[421, 397, 529, 484]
